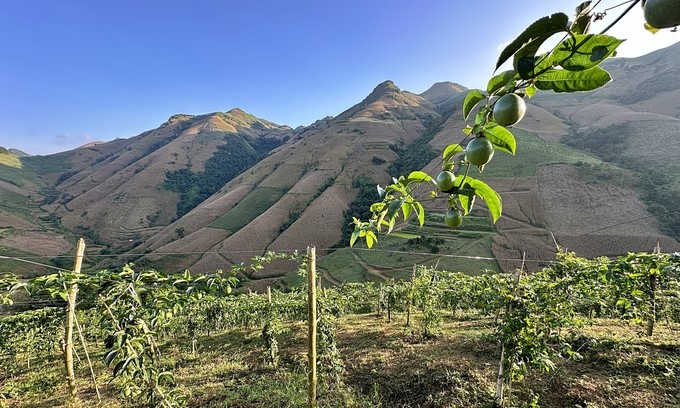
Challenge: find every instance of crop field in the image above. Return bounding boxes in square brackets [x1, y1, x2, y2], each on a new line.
[209, 187, 288, 233]
[477, 129, 601, 179]
[1, 251, 679, 408]
[320, 213, 499, 284]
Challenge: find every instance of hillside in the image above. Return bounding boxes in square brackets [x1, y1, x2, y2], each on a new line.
[3, 44, 680, 283]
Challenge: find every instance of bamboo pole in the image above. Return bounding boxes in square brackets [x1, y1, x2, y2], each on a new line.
[307, 246, 317, 407]
[267, 286, 272, 304]
[65, 238, 85, 401]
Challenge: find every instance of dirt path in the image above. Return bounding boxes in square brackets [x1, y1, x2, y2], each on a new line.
[351, 251, 393, 282]
[318, 265, 343, 287]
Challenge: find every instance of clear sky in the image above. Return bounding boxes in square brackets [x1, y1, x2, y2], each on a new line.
[1, 0, 678, 155]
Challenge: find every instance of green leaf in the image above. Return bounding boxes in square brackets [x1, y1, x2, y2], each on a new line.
[458, 191, 476, 215]
[413, 201, 425, 227]
[386, 199, 404, 220]
[553, 34, 624, 71]
[535, 66, 611, 93]
[483, 123, 516, 155]
[443, 143, 464, 161]
[350, 226, 360, 247]
[407, 171, 432, 183]
[487, 70, 517, 95]
[463, 89, 486, 121]
[467, 177, 503, 222]
[515, 43, 558, 80]
[524, 84, 537, 98]
[496, 13, 570, 71]
[401, 200, 412, 220]
[365, 231, 377, 249]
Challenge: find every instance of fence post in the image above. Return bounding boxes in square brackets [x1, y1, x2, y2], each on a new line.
[65, 238, 85, 401]
[307, 246, 317, 407]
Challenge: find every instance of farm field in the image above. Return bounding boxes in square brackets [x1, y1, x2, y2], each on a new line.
[2, 312, 678, 408]
[2, 251, 679, 408]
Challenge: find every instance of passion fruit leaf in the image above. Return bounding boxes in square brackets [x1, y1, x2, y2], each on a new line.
[463, 89, 486, 121]
[443, 143, 464, 161]
[483, 123, 517, 155]
[458, 190, 476, 215]
[487, 70, 518, 95]
[571, 1, 593, 34]
[368, 231, 378, 248]
[386, 199, 404, 220]
[496, 12, 569, 71]
[413, 201, 425, 226]
[407, 171, 432, 184]
[467, 177, 503, 222]
[401, 200, 412, 220]
[525, 85, 538, 98]
[554, 34, 624, 71]
[535, 66, 611, 93]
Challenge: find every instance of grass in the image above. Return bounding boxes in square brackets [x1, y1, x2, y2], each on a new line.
[319, 214, 498, 284]
[209, 187, 287, 233]
[0, 153, 21, 169]
[478, 129, 601, 179]
[2, 313, 678, 408]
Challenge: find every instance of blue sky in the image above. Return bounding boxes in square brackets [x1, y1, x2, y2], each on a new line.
[1, 0, 678, 155]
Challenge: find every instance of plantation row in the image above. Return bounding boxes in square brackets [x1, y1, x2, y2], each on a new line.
[1, 250, 679, 407]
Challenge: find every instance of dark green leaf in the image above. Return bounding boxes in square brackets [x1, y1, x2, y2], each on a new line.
[496, 13, 570, 70]
[349, 226, 360, 247]
[458, 191, 476, 215]
[463, 90, 486, 121]
[483, 123, 516, 155]
[535, 66, 611, 93]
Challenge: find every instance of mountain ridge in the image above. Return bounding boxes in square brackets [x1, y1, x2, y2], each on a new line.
[2, 43, 680, 282]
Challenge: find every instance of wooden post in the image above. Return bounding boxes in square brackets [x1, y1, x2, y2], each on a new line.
[496, 269, 522, 407]
[65, 238, 85, 401]
[267, 286, 272, 303]
[307, 246, 317, 408]
[648, 243, 661, 337]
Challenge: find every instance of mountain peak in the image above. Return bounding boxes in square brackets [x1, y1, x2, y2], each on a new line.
[361, 80, 401, 105]
[420, 82, 467, 103]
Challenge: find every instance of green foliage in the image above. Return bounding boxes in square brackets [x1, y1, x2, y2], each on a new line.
[340, 177, 379, 246]
[2, 250, 680, 407]
[210, 187, 287, 232]
[164, 133, 283, 217]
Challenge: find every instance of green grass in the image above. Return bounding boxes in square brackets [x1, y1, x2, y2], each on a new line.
[3, 314, 677, 408]
[478, 129, 601, 179]
[209, 187, 288, 233]
[318, 214, 499, 284]
[22, 154, 73, 176]
[0, 152, 21, 169]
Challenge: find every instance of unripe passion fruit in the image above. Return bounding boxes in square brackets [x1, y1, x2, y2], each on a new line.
[465, 137, 494, 167]
[444, 209, 463, 228]
[492, 93, 526, 126]
[643, 0, 680, 29]
[436, 171, 456, 192]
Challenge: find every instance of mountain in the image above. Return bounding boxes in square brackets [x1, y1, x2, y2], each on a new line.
[132, 81, 448, 285]
[2, 44, 680, 285]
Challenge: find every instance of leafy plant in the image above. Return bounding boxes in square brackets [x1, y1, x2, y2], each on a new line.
[351, 2, 627, 248]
